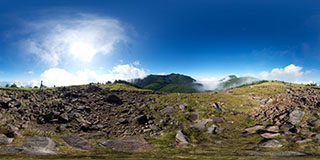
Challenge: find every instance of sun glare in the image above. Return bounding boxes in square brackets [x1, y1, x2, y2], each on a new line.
[69, 41, 97, 62]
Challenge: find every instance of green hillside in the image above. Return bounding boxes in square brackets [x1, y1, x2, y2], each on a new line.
[133, 73, 202, 93]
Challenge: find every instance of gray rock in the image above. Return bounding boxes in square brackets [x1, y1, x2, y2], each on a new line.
[175, 130, 190, 144]
[266, 126, 279, 133]
[179, 104, 186, 110]
[211, 117, 225, 123]
[62, 134, 91, 150]
[258, 139, 283, 148]
[0, 136, 14, 145]
[206, 124, 223, 134]
[0, 136, 57, 155]
[289, 110, 305, 125]
[295, 138, 313, 144]
[99, 136, 153, 152]
[310, 119, 320, 127]
[245, 125, 264, 134]
[190, 119, 211, 131]
[260, 133, 280, 138]
[160, 106, 175, 115]
[247, 151, 306, 157]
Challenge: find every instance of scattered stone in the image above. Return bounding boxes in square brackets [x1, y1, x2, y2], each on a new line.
[245, 125, 264, 134]
[247, 151, 306, 157]
[258, 139, 283, 148]
[99, 136, 152, 152]
[0, 136, 57, 155]
[62, 134, 91, 150]
[288, 110, 305, 125]
[175, 130, 190, 144]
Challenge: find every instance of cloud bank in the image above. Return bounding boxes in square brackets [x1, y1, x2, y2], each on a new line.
[260, 64, 314, 84]
[24, 14, 126, 66]
[40, 64, 147, 87]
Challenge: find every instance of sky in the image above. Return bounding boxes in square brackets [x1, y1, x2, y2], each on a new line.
[0, 0, 320, 87]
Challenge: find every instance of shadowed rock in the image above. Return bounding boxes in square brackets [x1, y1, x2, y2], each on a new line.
[258, 139, 282, 148]
[106, 95, 123, 105]
[247, 151, 306, 157]
[99, 136, 153, 152]
[62, 134, 91, 150]
[175, 130, 190, 144]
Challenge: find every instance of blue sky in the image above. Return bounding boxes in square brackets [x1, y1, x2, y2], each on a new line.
[0, 0, 320, 87]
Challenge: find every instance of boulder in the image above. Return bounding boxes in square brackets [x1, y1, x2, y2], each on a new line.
[0, 133, 13, 145]
[0, 136, 57, 155]
[175, 130, 190, 144]
[62, 134, 91, 150]
[190, 119, 211, 131]
[247, 151, 306, 157]
[258, 139, 283, 148]
[288, 110, 305, 125]
[206, 124, 223, 134]
[260, 133, 280, 138]
[245, 125, 264, 134]
[160, 106, 175, 115]
[211, 117, 225, 123]
[135, 114, 148, 124]
[99, 136, 152, 152]
[266, 126, 279, 133]
[295, 138, 313, 144]
[309, 119, 320, 127]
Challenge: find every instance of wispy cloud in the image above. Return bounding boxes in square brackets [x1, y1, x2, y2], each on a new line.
[23, 13, 126, 66]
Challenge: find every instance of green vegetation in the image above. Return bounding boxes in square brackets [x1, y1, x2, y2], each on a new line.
[133, 73, 202, 93]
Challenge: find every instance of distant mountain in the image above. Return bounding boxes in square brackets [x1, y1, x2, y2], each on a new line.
[133, 73, 202, 93]
[216, 75, 259, 90]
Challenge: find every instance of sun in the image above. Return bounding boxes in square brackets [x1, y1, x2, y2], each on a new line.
[69, 41, 97, 62]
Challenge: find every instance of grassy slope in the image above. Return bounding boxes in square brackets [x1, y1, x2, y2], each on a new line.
[146, 81, 320, 156]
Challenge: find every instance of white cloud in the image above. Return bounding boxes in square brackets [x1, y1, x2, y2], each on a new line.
[197, 77, 221, 90]
[259, 64, 306, 82]
[40, 64, 147, 87]
[24, 14, 126, 66]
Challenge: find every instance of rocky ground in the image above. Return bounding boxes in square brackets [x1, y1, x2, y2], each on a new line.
[0, 82, 319, 157]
